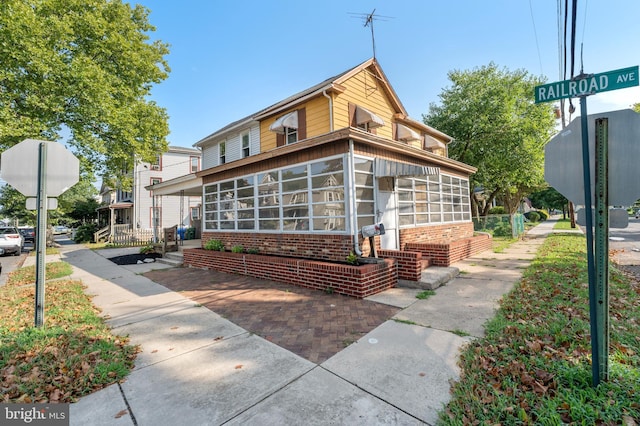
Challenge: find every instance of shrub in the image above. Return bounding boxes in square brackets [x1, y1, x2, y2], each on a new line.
[139, 244, 155, 254]
[488, 206, 506, 215]
[73, 222, 98, 243]
[246, 248, 260, 254]
[231, 245, 244, 253]
[492, 223, 513, 237]
[204, 239, 225, 251]
[525, 211, 540, 222]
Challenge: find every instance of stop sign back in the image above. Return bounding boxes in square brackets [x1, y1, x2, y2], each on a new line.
[545, 109, 640, 206]
[1, 139, 79, 197]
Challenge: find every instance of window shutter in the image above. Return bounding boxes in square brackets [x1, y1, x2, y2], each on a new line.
[276, 133, 285, 147]
[348, 103, 356, 127]
[297, 108, 306, 140]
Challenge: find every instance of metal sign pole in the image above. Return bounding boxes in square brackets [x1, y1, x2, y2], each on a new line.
[35, 142, 48, 327]
[578, 95, 600, 386]
[594, 118, 610, 381]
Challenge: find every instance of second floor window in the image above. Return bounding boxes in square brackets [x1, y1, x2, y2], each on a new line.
[220, 142, 226, 165]
[242, 132, 250, 157]
[285, 127, 297, 144]
[190, 156, 199, 173]
[151, 155, 161, 170]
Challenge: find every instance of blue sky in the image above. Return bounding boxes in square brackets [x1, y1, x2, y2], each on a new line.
[137, 0, 640, 147]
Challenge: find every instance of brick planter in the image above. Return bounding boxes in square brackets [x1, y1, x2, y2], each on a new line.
[405, 234, 492, 266]
[183, 249, 397, 298]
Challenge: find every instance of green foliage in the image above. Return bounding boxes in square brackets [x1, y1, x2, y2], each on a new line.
[492, 222, 513, 237]
[1, 266, 136, 402]
[231, 245, 244, 253]
[529, 186, 567, 211]
[416, 290, 435, 300]
[204, 239, 225, 251]
[0, 0, 170, 179]
[345, 252, 359, 265]
[73, 222, 98, 243]
[525, 211, 541, 222]
[246, 248, 260, 254]
[488, 206, 506, 215]
[537, 209, 549, 220]
[424, 63, 556, 215]
[139, 244, 155, 254]
[440, 234, 640, 424]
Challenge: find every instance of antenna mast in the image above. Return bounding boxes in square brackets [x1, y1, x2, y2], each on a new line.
[365, 9, 376, 58]
[349, 10, 393, 59]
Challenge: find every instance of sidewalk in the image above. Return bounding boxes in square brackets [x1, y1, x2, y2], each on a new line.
[34, 220, 560, 425]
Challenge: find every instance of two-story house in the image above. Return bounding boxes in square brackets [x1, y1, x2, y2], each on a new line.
[151, 58, 491, 296]
[97, 146, 202, 242]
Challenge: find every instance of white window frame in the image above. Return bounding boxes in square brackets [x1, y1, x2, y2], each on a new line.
[241, 132, 250, 158]
[219, 141, 226, 165]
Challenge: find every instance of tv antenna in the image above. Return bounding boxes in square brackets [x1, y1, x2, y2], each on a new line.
[348, 9, 394, 58]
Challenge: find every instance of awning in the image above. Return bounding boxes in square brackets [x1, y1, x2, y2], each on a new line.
[374, 159, 439, 178]
[424, 134, 446, 149]
[396, 123, 421, 141]
[269, 111, 298, 133]
[355, 106, 384, 128]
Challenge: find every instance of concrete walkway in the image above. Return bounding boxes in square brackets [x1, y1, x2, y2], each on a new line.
[26, 220, 562, 425]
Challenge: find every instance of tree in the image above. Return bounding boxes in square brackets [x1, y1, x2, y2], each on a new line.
[424, 63, 556, 215]
[634, 103, 640, 113]
[528, 187, 568, 212]
[0, 0, 170, 183]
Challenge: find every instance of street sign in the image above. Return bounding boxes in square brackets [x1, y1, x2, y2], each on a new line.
[1, 139, 79, 197]
[535, 66, 639, 103]
[545, 109, 640, 206]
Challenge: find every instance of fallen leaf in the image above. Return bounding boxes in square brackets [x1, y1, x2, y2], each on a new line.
[170, 326, 179, 330]
[151, 349, 158, 353]
[114, 409, 128, 419]
[235, 365, 243, 369]
[214, 336, 223, 341]
[418, 372, 426, 377]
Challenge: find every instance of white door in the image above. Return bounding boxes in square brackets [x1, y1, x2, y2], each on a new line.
[377, 181, 398, 250]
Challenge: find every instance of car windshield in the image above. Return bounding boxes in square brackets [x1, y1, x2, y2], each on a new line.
[0, 228, 18, 235]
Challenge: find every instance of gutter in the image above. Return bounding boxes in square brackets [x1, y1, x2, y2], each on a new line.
[322, 89, 333, 131]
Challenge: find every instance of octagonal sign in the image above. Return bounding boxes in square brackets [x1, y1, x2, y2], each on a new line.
[1, 139, 79, 197]
[545, 109, 640, 206]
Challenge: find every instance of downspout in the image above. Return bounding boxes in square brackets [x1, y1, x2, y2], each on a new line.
[348, 139, 362, 255]
[322, 89, 333, 132]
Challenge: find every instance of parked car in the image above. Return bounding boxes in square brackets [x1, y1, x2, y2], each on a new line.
[53, 225, 69, 235]
[19, 227, 35, 244]
[0, 226, 24, 256]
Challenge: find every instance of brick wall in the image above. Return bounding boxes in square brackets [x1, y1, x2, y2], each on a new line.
[399, 222, 475, 246]
[405, 233, 492, 266]
[201, 232, 355, 263]
[184, 249, 397, 298]
[377, 249, 423, 281]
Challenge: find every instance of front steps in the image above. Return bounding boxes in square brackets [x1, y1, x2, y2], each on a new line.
[397, 266, 459, 290]
[156, 251, 183, 267]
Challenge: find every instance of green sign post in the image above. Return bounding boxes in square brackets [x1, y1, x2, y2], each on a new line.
[535, 66, 639, 387]
[535, 66, 638, 103]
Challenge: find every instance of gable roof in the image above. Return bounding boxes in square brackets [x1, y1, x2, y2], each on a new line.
[194, 58, 450, 147]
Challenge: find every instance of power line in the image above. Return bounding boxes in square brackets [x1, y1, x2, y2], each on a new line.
[528, 0, 544, 75]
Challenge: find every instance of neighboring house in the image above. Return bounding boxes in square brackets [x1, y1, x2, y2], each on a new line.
[154, 58, 485, 267]
[97, 146, 202, 241]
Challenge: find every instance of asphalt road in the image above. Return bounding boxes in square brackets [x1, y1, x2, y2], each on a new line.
[609, 216, 640, 266]
[0, 243, 29, 286]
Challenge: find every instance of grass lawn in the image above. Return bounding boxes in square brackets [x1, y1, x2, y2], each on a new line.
[554, 218, 577, 230]
[0, 261, 137, 403]
[441, 233, 640, 424]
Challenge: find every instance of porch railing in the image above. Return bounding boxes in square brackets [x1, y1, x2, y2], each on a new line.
[111, 224, 154, 246]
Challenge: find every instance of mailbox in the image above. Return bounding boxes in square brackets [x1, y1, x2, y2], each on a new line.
[361, 223, 385, 238]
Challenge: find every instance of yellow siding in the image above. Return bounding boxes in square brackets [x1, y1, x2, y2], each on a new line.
[260, 96, 331, 152]
[333, 68, 396, 139]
